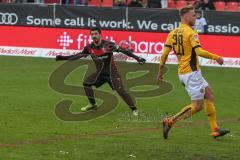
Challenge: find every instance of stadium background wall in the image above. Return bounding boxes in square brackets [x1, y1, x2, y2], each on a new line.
[0, 4, 239, 67]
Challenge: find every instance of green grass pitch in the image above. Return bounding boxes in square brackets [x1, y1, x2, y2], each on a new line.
[0, 56, 239, 160]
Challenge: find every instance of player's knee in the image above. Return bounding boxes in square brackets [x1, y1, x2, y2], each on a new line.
[204, 87, 214, 101]
[192, 100, 204, 112]
[204, 91, 214, 101]
[195, 105, 203, 112]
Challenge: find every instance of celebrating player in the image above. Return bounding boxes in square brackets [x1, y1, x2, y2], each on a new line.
[156, 6, 230, 139]
[56, 27, 146, 116]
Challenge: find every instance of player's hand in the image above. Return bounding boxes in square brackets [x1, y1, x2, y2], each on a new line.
[216, 57, 224, 65]
[137, 57, 146, 64]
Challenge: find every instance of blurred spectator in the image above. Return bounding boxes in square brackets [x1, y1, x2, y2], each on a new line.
[141, 0, 148, 7]
[194, 0, 215, 11]
[194, 11, 207, 33]
[161, 0, 167, 8]
[114, 0, 126, 6]
[128, 0, 143, 7]
[148, 0, 161, 8]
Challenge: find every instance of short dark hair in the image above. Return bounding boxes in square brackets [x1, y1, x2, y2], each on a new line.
[179, 5, 194, 17]
[90, 27, 101, 34]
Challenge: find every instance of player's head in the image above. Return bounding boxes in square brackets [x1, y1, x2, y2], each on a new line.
[90, 27, 102, 44]
[196, 11, 201, 19]
[179, 5, 196, 26]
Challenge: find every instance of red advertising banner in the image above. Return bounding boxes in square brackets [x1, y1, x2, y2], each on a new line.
[0, 26, 239, 58]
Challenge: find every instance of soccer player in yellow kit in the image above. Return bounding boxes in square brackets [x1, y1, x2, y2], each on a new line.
[157, 6, 230, 139]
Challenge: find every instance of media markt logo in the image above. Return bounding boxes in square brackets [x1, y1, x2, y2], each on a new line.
[57, 32, 73, 49]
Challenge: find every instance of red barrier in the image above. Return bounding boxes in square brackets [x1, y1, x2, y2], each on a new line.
[0, 26, 239, 58]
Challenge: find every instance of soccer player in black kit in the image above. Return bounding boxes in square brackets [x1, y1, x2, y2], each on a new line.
[56, 27, 146, 116]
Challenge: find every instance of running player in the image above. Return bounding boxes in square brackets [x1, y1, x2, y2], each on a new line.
[156, 6, 230, 139]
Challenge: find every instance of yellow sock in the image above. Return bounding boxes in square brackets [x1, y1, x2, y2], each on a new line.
[173, 104, 198, 123]
[204, 99, 219, 132]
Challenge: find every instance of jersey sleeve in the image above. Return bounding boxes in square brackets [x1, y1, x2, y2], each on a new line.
[55, 46, 89, 61]
[195, 47, 220, 60]
[68, 46, 90, 60]
[159, 47, 171, 66]
[159, 32, 172, 66]
[117, 45, 140, 60]
[190, 31, 201, 49]
[81, 46, 90, 55]
[164, 31, 173, 48]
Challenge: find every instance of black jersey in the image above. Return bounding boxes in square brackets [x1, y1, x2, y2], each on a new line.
[56, 39, 143, 75]
[81, 40, 117, 75]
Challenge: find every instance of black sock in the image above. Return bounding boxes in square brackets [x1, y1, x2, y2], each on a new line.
[84, 85, 96, 105]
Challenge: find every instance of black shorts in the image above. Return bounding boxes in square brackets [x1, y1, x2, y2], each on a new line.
[83, 72, 124, 90]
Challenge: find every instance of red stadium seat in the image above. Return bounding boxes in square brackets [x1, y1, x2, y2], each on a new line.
[227, 2, 239, 12]
[168, 0, 175, 8]
[176, 0, 188, 9]
[188, 0, 195, 6]
[214, 1, 226, 11]
[102, 0, 113, 7]
[88, 0, 102, 6]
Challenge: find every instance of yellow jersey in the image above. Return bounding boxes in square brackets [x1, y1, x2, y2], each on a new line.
[160, 23, 220, 74]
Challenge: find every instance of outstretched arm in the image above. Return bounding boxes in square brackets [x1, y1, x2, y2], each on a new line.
[190, 33, 223, 65]
[116, 47, 146, 64]
[56, 47, 89, 61]
[194, 47, 223, 65]
[103, 41, 146, 64]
